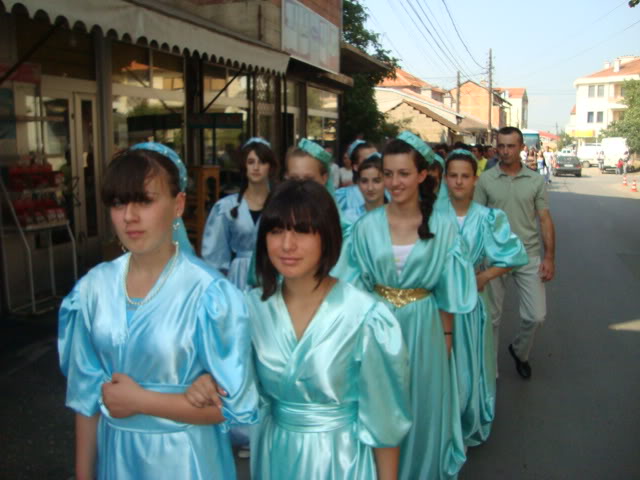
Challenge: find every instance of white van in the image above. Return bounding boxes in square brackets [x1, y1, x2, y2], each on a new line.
[576, 143, 601, 167]
[601, 137, 628, 173]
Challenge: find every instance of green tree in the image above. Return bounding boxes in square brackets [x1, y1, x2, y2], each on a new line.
[630, 1, 639, 8]
[557, 131, 574, 150]
[342, 0, 399, 145]
[601, 79, 640, 153]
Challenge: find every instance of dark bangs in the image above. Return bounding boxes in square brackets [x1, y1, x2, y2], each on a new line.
[256, 179, 342, 300]
[101, 149, 180, 206]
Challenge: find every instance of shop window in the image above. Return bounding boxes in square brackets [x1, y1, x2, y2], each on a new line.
[256, 76, 273, 104]
[112, 95, 185, 156]
[203, 64, 227, 96]
[15, 15, 95, 81]
[228, 72, 248, 100]
[286, 80, 300, 107]
[153, 51, 184, 92]
[112, 42, 151, 87]
[307, 86, 338, 111]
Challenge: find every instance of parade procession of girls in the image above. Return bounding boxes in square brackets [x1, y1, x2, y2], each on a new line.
[58, 125, 555, 479]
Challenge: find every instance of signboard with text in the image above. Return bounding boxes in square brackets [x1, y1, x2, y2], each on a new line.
[282, 0, 340, 74]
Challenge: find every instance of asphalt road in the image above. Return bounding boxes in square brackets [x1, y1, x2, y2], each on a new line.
[461, 167, 640, 480]
[1, 167, 638, 479]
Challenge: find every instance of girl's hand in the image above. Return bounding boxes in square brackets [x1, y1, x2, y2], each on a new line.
[475, 271, 489, 292]
[102, 373, 143, 418]
[185, 374, 226, 409]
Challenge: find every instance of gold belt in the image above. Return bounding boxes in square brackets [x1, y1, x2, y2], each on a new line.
[374, 284, 431, 308]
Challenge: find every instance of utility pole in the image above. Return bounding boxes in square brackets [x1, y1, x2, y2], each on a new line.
[456, 71, 461, 114]
[488, 48, 492, 143]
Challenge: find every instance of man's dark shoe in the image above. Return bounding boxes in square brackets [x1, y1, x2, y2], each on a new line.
[508, 344, 532, 379]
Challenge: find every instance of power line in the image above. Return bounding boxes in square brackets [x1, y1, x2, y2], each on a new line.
[413, 0, 474, 78]
[439, 0, 485, 69]
[512, 17, 640, 81]
[418, 0, 475, 75]
[393, 0, 456, 75]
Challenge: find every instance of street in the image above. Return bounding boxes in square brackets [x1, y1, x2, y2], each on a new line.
[1, 168, 639, 480]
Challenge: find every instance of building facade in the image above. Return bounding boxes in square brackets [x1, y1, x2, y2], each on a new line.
[0, 0, 380, 312]
[568, 56, 640, 144]
[495, 87, 528, 129]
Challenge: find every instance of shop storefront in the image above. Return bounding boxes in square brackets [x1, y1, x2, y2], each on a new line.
[0, 0, 288, 313]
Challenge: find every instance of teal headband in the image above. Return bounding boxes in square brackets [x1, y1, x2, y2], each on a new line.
[298, 138, 333, 168]
[365, 152, 382, 162]
[243, 137, 272, 149]
[346, 139, 367, 159]
[396, 131, 436, 165]
[447, 148, 477, 162]
[131, 142, 188, 192]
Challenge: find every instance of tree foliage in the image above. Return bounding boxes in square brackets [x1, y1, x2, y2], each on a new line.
[601, 79, 640, 153]
[556, 131, 574, 150]
[341, 0, 399, 145]
[630, 1, 639, 7]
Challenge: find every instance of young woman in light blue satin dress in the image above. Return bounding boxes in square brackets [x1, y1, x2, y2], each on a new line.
[349, 132, 478, 480]
[201, 138, 277, 291]
[444, 149, 528, 446]
[58, 144, 258, 480]
[187, 179, 412, 480]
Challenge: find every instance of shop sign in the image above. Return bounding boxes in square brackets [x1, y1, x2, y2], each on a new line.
[282, 0, 340, 73]
[188, 113, 243, 129]
[571, 129, 596, 138]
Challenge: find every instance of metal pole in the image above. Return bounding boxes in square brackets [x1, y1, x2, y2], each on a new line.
[488, 48, 492, 142]
[456, 71, 460, 114]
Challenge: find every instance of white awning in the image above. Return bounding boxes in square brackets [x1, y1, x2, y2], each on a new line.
[2, 0, 290, 74]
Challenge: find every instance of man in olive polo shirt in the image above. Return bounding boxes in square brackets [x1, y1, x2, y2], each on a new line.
[474, 126, 556, 379]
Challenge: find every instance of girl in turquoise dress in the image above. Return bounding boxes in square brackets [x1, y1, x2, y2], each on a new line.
[349, 132, 478, 480]
[202, 137, 277, 291]
[58, 143, 257, 479]
[343, 153, 386, 224]
[335, 140, 379, 214]
[444, 149, 528, 446]
[187, 179, 412, 479]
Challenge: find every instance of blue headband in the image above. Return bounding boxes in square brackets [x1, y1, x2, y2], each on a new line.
[396, 131, 436, 165]
[243, 137, 272, 149]
[365, 152, 382, 162]
[447, 148, 477, 162]
[346, 139, 367, 159]
[298, 138, 333, 168]
[130, 142, 188, 192]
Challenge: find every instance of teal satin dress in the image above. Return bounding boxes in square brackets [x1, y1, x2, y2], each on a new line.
[350, 207, 477, 480]
[335, 184, 364, 214]
[448, 202, 528, 446]
[58, 252, 258, 479]
[247, 280, 412, 479]
[201, 194, 259, 291]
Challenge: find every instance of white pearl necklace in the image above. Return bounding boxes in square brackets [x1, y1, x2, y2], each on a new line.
[124, 243, 180, 306]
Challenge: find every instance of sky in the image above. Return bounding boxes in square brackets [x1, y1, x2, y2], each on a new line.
[364, 0, 640, 133]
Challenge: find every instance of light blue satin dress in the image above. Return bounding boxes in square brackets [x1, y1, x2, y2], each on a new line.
[58, 251, 258, 479]
[335, 184, 364, 214]
[449, 202, 528, 446]
[201, 194, 259, 291]
[350, 207, 477, 480]
[247, 280, 412, 479]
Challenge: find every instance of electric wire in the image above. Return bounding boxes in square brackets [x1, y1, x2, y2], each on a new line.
[439, 0, 485, 69]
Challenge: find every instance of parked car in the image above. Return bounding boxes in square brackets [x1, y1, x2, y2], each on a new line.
[552, 155, 582, 177]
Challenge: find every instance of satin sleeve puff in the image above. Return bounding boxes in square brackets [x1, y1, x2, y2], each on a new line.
[58, 279, 105, 417]
[201, 200, 232, 272]
[348, 218, 376, 292]
[356, 302, 412, 447]
[433, 235, 478, 315]
[483, 208, 529, 269]
[196, 278, 259, 430]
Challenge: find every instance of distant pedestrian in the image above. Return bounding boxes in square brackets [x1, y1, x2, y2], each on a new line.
[616, 158, 624, 175]
[474, 127, 556, 380]
[597, 150, 604, 171]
